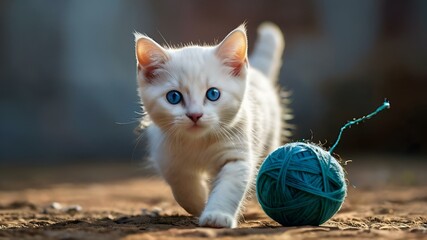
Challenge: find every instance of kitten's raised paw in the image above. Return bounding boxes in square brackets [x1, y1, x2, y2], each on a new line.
[199, 211, 237, 228]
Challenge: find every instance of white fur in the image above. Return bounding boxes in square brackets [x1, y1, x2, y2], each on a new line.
[135, 23, 286, 228]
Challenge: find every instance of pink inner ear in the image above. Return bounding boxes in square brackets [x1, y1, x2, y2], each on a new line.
[136, 38, 168, 82]
[229, 59, 248, 76]
[138, 62, 162, 82]
[143, 65, 159, 81]
[217, 29, 248, 77]
[136, 55, 156, 80]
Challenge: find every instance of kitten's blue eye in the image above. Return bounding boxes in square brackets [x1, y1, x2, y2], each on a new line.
[206, 87, 220, 102]
[166, 90, 182, 105]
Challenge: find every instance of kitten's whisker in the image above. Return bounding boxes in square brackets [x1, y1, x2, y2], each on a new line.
[131, 129, 147, 163]
[134, 111, 147, 116]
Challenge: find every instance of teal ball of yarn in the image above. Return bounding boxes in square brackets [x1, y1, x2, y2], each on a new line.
[256, 142, 347, 226]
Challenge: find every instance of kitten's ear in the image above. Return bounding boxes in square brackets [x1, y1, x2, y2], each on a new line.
[216, 24, 248, 77]
[135, 33, 169, 80]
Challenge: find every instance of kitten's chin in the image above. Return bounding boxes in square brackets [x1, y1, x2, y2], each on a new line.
[183, 124, 211, 137]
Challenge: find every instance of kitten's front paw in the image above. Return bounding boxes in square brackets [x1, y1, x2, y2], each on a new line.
[199, 211, 237, 228]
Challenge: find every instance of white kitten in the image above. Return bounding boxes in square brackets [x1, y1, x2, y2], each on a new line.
[134, 23, 288, 228]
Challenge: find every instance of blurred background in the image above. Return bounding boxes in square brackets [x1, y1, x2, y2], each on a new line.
[1, 0, 426, 166]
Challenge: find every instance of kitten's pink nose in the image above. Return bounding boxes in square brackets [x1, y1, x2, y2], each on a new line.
[186, 113, 203, 123]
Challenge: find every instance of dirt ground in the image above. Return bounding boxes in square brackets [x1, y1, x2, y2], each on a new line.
[0, 155, 426, 240]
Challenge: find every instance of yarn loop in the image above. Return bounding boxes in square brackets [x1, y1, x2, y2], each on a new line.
[256, 142, 346, 226]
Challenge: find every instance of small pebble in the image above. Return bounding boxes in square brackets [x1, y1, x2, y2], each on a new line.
[141, 207, 162, 217]
[397, 224, 410, 230]
[152, 207, 162, 215]
[50, 202, 63, 210]
[64, 205, 82, 214]
[46, 202, 82, 214]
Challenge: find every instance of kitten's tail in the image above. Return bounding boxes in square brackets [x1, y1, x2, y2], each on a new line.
[249, 22, 285, 82]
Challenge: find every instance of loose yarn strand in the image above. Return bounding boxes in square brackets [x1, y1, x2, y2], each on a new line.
[329, 100, 391, 154]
